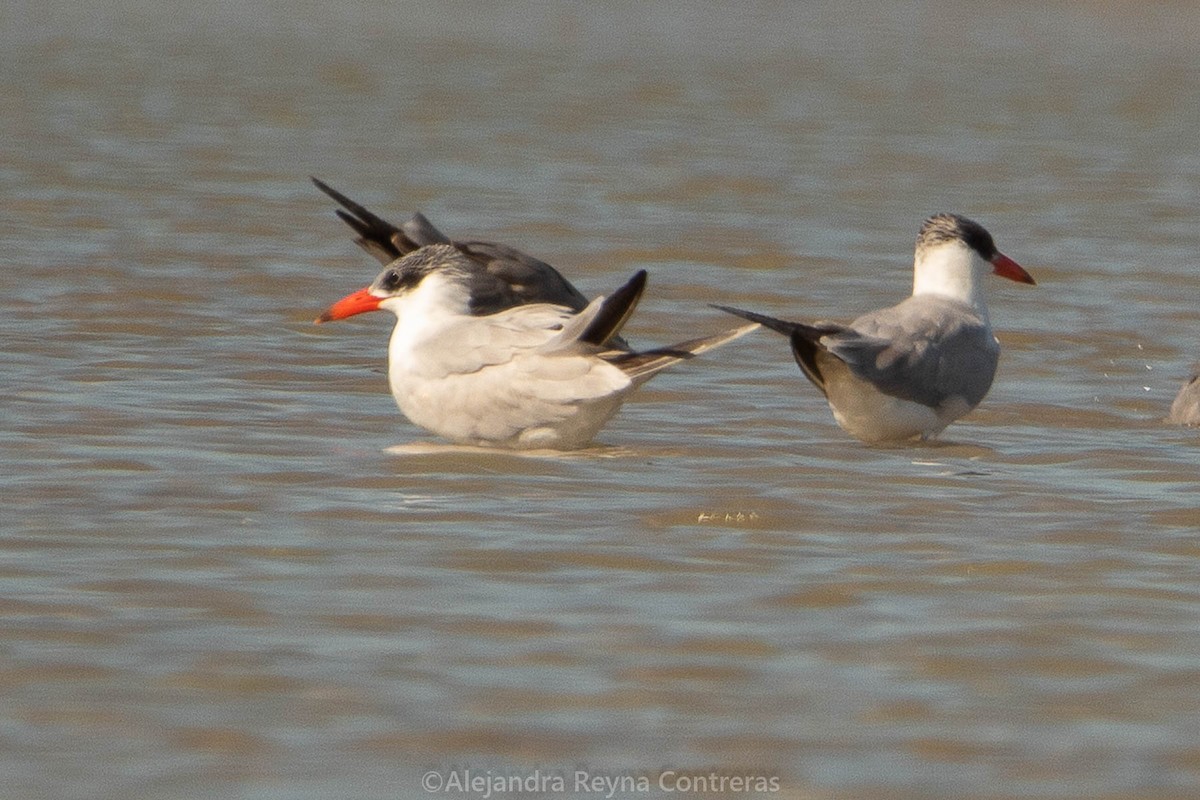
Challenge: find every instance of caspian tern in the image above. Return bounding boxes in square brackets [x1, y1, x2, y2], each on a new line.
[316, 244, 758, 450]
[715, 213, 1035, 444]
[1168, 370, 1200, 425]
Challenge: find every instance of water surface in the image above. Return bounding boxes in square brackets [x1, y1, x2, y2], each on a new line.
[5, 2, 1200, 798]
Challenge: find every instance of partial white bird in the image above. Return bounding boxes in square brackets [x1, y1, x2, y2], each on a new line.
[715, 213, 1035, 444]
[316, 244, 757, 449]
[1167, 369, 1200, 426]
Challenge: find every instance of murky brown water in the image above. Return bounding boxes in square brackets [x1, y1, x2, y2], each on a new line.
[6, 2, 1200, 798]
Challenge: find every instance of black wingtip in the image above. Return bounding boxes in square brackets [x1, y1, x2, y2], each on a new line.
[310, 176, 339, 199]
[709, 304, 801, 336]
[333, 208, 371, 238]
[609, 270, 649, 315]
[580, 270, 649, 347]
[628, 269, 649, 293]
[311, 177, 362, 214]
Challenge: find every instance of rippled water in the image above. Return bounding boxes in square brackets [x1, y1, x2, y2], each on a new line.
[6, 2, 1200, 798]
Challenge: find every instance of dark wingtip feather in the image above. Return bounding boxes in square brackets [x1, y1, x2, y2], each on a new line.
[312, 179, 390, 229]
[606, 320, 760, 381]
[312, 177, 361, 213]
[311, 177, 357, 210]
[333, 208, 372, 239]
[709, 304, 802, 337]
[312, 178, 405, 263]
[580, 270, 648, 347]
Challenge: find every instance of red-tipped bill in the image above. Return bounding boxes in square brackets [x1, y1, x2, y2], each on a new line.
[315, 286, 382, 323]
[991, 253, 1036, 285]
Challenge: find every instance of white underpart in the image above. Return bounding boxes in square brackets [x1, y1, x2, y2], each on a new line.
[825, 376, 971, 443]
[377, 274, 634, 449]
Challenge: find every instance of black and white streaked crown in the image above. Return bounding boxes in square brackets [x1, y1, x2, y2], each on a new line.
[916, 213, 998, 261]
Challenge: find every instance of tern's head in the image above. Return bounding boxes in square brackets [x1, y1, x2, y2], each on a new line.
[911, 213, 1034, 306]
[315, 244, 478, 323]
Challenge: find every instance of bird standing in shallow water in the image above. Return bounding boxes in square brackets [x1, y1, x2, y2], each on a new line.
[317, 244, 757, 450]
[715, 214, 1035, 444]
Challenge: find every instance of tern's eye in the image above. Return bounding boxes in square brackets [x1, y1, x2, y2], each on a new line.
[377, 268, 406, 292]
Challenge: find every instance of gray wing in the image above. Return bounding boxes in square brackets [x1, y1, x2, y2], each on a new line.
[536, 271, 646, 356]
[548, 280, 758, 384]
[826, 295, 999, 409]
[455, 241, 592, 315]
[312, 177, 593, 316]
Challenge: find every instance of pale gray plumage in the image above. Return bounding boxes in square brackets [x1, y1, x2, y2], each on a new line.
[715, 213, 1034, 444]
[816, 294, 999, 410]
[715, 297, 999, 443]
[317, 244, 757, 450]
